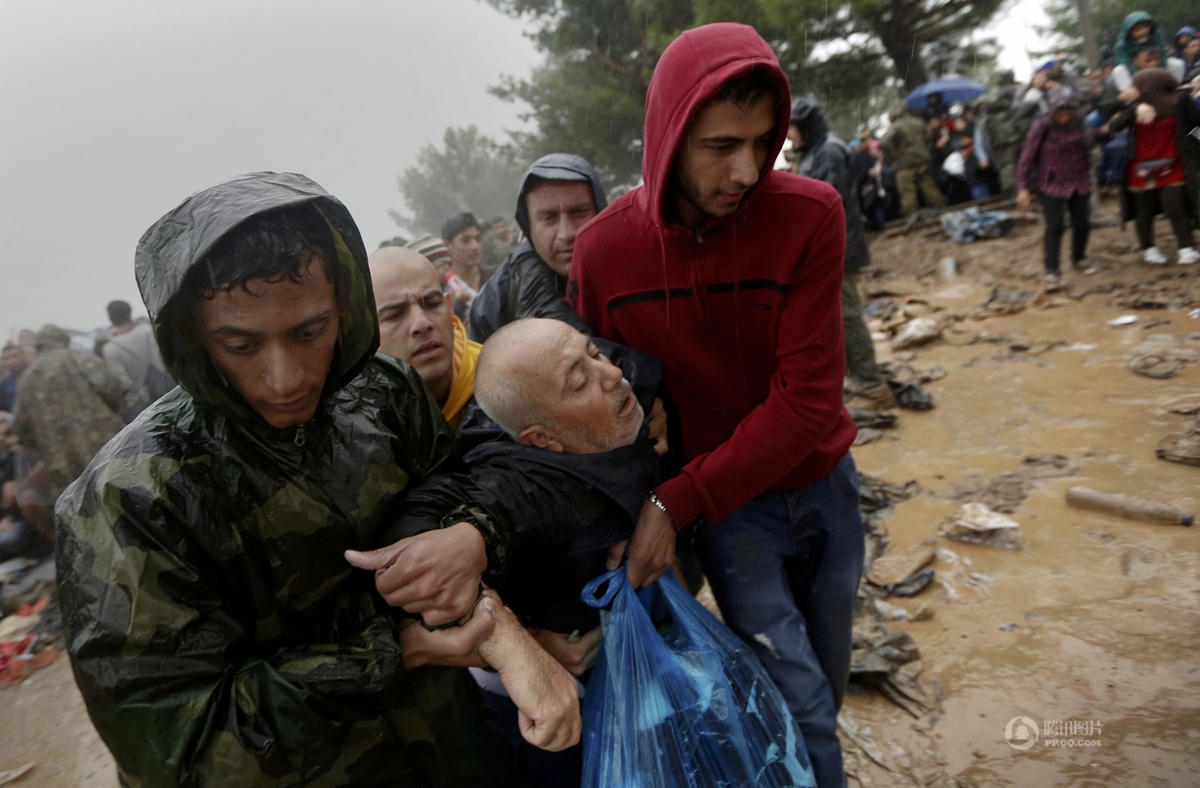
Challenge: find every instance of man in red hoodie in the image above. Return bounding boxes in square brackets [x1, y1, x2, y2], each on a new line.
[568, 23, 862, 787]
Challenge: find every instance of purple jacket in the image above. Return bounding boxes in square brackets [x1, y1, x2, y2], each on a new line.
[1017, 115, 1093, 198]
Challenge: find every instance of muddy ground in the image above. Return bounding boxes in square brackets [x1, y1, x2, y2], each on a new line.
[1, 194, 1198, 786]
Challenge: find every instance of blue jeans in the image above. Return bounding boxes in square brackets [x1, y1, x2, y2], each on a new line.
[695, 453, 864, 788]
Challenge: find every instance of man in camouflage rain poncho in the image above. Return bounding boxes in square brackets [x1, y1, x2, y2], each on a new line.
[54, 172, 581, 786]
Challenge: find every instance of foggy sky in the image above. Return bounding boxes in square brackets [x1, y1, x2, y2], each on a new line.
[1, 0, 1046, 339]
[0, 0, 538, 337]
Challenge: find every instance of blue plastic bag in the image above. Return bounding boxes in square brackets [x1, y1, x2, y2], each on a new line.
[579, 568, 815, 787]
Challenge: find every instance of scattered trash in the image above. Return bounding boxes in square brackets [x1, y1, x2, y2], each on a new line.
[940, 503, 1026, 549]
[1107, 314, 1138, 326]
[934, 547, 995, 602]
[1128, 335, 1200, 369]
[851, 473, 938, 720]
[886, 378, 935, 410]
[935, 257, 958, 281]
[1061, 343, 1097, 351]
[950, 455, 1079, 513]
[845, 383, 899, 411]
[940, 207, 1013, 243]
[867, 539, 937, 589]
[1190, 308, 1200, 319]
[999, 623, 1018, 632]
[878, 567, 935, 597]
[1157, 424, 1200, 467]
[849, 608, 932, 717]
[0, 606, 42, 641]
[984, 286, 1033, 309]
[873, 599, 911, 622]
[911, 605, 935, 622]
[1065, 486, 1194, 526]
[0, 632, 58, 688]
[1128, 353, 1180, 378]
[0, 559, 55, 614]
[891, 317, 942, 350]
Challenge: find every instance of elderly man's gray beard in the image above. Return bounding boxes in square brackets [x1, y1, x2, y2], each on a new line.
[558, 406, 644, 453]
[554, 380, 645, 453]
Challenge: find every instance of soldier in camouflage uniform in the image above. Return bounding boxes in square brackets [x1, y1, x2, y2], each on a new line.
[13, 324, 125, 503]
[55, 172, 581, 787]
[880, 103, 945, 217]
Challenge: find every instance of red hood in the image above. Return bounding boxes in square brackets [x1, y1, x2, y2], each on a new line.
[641, 23, 792, 228]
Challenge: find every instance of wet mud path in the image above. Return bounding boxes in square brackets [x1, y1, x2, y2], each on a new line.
[842, 218, 1200, 786]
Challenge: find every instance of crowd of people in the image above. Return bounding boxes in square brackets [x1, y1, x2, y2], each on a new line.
[1, 11, 1197, 788]
[818, 11, 1200, 294]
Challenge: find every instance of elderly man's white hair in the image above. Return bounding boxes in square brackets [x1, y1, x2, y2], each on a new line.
[474, 318, 557, 437]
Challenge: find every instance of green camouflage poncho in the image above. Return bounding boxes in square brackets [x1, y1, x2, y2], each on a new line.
[54, 173, 523, 786]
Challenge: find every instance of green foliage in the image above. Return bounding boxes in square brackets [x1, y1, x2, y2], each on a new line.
[484, 0, 696, 187]
[429, 0, 1009, 190]
[390, 126, 524, 237]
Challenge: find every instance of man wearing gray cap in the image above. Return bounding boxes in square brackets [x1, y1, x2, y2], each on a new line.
[468, 154, 606, 342]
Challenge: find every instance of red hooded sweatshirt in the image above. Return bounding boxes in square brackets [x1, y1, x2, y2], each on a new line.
[568, 23, 857, 530]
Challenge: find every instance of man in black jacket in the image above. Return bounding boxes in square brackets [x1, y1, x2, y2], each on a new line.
[789, 99, 895, 408]
[469, 154, 607, 342]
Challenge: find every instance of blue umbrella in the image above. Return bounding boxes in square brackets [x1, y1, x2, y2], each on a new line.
[906, 77, 987, 110]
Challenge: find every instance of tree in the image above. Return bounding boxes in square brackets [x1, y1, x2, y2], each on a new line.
[389, 126, 524, 237]
[481, 0, 1005, 183]
[486, 0, 696, 187]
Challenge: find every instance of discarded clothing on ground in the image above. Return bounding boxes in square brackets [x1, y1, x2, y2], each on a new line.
[940, 207, 1012, 243]
[849, 592, 933, 718]
[950, 454, 1079, 513]
[867, 539, 938, 599]
[890, 317, 942, 350]
[1157, 421, 1200, 467]
[940, 503, 1026, 549]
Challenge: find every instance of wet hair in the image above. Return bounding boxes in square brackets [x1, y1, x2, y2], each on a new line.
[106, 299, 132, 325]
[709, 67, 783, 114]
[181, 205, 336, 305]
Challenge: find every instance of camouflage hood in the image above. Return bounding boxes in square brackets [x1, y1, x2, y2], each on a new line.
[135, 171, 379, 426]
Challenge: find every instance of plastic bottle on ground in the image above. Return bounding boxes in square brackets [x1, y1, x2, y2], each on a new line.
[1064, 486, 1194, 526]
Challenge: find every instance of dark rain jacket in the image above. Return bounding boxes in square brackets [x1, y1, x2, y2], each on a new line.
[792, 100, 870, 274]
[54, 173, 525, 787]
[468, 154, 606, 343]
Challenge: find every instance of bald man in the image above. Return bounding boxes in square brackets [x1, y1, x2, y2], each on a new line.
[475, 318, 646, 455]
[368, 245, 481, 429]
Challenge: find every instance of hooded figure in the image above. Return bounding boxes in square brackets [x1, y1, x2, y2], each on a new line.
[1115, 11, 1170, 69]
[468, 153, 606, 343]
[53, 173, 544, 786]
[790, 98, 869, 274]
[790, 98, 887, 391]
[13, 323, 125, 504]
[569, 23, 860, 788]
[1174, 25, 1196, 57]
